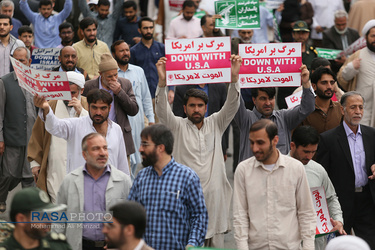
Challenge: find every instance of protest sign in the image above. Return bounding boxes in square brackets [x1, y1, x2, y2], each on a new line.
[165, 37, 231, 85]
[311, 186, 334, 236]
[339, 37, 366, 57]
[11, 57, 71, 100]
[215, 0, 260, 29]
[169, 0, 184, 12]
[239, 43, 301, 88]
[265, 0, 283, 9]
[316, 48, 342, 60]
[31, 48, 60, 70]
[285, 90, 302, 109]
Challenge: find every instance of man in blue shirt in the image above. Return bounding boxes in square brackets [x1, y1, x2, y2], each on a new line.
[113, 1, 141, 47]
[130, 17, 174, 122]
[20, 0, 72, 48]
[128, 124, 208, 250]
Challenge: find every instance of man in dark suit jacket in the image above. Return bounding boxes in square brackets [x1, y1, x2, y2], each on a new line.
[173, 83, 229, 156]
[83, 53, 139, 157]
[316, 91, 375, 248]
[322, 10, 360, 74]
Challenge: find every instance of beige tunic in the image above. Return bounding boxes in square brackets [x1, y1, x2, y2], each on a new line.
[155, 81, 240, 238]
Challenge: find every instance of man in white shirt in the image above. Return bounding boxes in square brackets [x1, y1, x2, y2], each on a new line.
[33, 89, 129, 176]
[167, 0, 203, 39]
[233, 119, 316, 250]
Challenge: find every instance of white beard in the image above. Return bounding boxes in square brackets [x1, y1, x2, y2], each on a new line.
[334, 26, 348, 35]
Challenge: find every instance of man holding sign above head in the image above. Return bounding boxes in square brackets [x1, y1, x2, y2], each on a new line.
[155, 55, 241, 248]
[316, 91, 375, 249]
[289, 125, 345, 249]
[0, 47, 36, 213]
[234, 64, 315, 163]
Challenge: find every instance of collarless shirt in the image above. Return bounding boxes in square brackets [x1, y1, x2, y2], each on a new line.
[343, 121, 367, 187]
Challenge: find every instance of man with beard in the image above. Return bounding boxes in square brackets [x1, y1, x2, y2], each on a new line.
[73, 17, 111, 79]
[316, 91, 375, 249]
[54, 133, 131, 250]
[83, 53, 139, 160]
[78, 0, 123, 47]
[299, 67, 343, 134]
[27, 72, 89, 203]
[102, 201, 154, 250]
[155, 55, 241, 247]
[52, 46, 89, 81]
[337, 19, 375, 127]
[234, 65, 315, 163]
[323, 10, 360, 74]
[113, 1, 141, 47]
[130, 17, 173, 122]
[0, 187, 71, 249]
[233, 119, 316, 250]
[111, 40, 154, 179]
[57, 22, 75, 48]
[167, 0, 203, 39]
[33, 89, 130, 176]
[231, 29, 253, 55]
[0, 14, 24, 77]
[128, 124, 208, 250]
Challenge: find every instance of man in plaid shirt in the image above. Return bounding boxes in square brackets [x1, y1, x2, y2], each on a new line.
[128, 124, 208, 250]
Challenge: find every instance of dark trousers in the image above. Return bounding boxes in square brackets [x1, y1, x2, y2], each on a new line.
[343, 187, 375, 249]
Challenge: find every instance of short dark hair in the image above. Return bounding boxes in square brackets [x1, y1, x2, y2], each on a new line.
[200, 14, 212, 27]
[0, 14, 11, 25]
[97, 0, 110, 7]
[39, 0, 52, 8]
[311, 57, 331, 72]
[86, 89, 113, 105]
[251, 88, 276, 99]
[59, 22, 74, 33]
[183, 88, 208, 105]
[340, 91, 365, 107]
[18, 25, 33, 36]
[183, 0, 196, 9]
[250, 119, 278, 141]
[138, 17, 154, 29]
[82, 133, 106, 151]
[123, 0, 137, 10]
[140, 124, 174, 155]
[111, 40, 126, 54]
[110, 201, 146, 239]
[311, 67, 337, 85]
[80, 17, 98, 30]
[291, 126, 319, 148]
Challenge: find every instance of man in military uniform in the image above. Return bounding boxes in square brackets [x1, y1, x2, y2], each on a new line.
[0, 187, 71, 249]
[277, 20, 317, 109]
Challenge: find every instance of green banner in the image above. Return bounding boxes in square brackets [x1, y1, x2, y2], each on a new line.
[316, 48, 342, 60]
[215, 0, 260, 29]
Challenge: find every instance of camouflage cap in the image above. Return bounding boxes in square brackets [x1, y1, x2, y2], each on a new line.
[293, 21, 310, 32]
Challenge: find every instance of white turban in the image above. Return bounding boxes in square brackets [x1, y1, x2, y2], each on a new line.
[362, 19, 375, 36]
[326, 235, 370, 250]
[66, 71, 85, 89]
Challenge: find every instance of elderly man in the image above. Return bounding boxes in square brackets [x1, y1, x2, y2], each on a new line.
[33, 89, 130, 176]
[323, 10, 360, 74]
[337, 19, 375, 127]
[28, 72, 89, 203]
[231, 29, 253, 54]
[111, 40, 154, 179]
[316, 91, 375, 248]
[54, 133, 132, 250]
[52, 46, 89, 81]
[83, 53, 139, 158]
[0, 47, 36, 213]
[0, 0, 22, 38]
